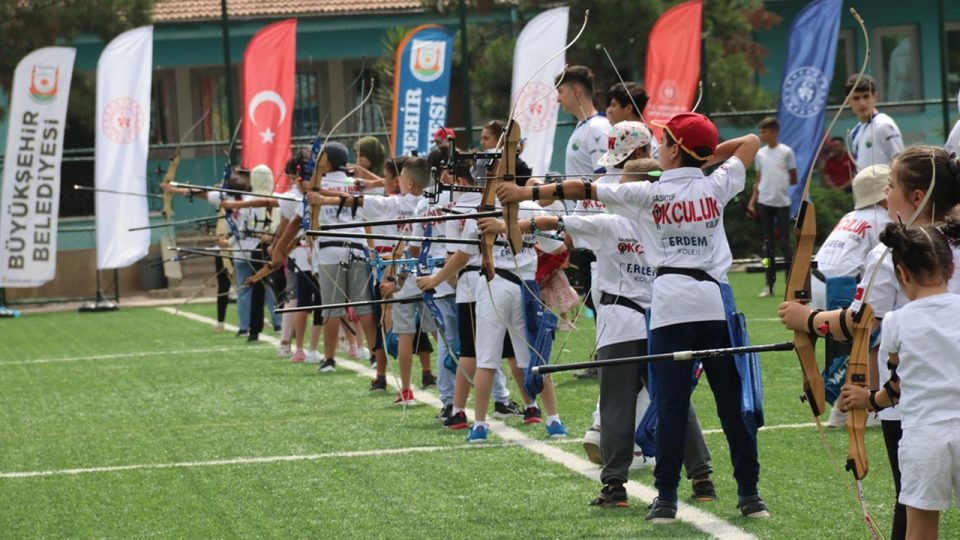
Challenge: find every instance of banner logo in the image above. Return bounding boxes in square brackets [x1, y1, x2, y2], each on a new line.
[410, 39, 446, 82]
[102, 97, 145, 145]
[29, 66, 59, 103]
[783, 66, 828, 118]
[657, 80, 680, 104]
[513, 81, 556, 133]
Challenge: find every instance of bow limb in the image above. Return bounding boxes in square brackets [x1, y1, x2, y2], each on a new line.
[784, 200, 824, 416]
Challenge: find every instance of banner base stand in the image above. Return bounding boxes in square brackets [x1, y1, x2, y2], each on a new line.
[79, 291, 118, 313]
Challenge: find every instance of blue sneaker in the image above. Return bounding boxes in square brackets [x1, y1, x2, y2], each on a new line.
[546, 419, 568, 438]
[466, 424, 488, 443]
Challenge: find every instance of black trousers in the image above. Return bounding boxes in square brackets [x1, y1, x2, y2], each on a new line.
[650, 320, 759, 502]
[758, 203, 793, 288]
[214, 256, 230, 323]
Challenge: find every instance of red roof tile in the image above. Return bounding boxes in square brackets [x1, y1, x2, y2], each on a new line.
[153, 0, 423, 23]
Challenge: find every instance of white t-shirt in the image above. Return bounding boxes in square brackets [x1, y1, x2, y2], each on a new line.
[276, 184, 309, 271]
[363, 193, 421, 299]
[851, 112, 904, 171]
[814, 206, 890, 278]
[861, 243, 960, 421]
[446, 191, 484, 303]
[880, 293, 960, 428]
[755, 143, 796, 208]
[565, 114, 611, 176]
[460, 201, 540, 284]
[313, 171, 365, 266]
[596, 158, 745, 329]
[566, 213, 654, 347]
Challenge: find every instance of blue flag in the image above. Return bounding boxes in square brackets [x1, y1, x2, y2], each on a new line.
[777, 0, 842, 216]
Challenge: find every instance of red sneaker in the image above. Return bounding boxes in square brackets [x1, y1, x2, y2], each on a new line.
[393, 388, 415, 406]
[289, 350, 306, 363]
[523, 406, 543, 424]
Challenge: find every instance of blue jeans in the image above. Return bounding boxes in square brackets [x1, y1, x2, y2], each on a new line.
[234, 260, 255, 332]
[650, 320, 759, 502]
[435, 295, 458, 406]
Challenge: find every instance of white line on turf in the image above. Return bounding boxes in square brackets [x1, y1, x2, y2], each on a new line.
[157, 307, 755, 540]
[0, 346, 268, 366]
[0, 444, 511, 479]
[702, 422, 816, 435]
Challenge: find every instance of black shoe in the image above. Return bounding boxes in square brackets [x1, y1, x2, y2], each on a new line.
[368, 355, 377, 368]
[492, 400, 522, 418]
[318, 358, 336, 373]
[738, 495, 770, 518]
[522, 406, 543, 424]
[443, 411, 469, 430]
[437, 404, 453, 420]
[246, 333, 259, 343]
[589, 484, 629, 508]
[421, 371, 437, 389]
[692, 477, 717, 502]
[236, 330, 249, 338]
[574, 367, 598, 380]
[644, 498, 678, 523]
[369, 377, 387, 392]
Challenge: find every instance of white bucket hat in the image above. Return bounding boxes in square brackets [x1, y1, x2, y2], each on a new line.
[853, 164, 890, 209]
[598, 121, 652, 168]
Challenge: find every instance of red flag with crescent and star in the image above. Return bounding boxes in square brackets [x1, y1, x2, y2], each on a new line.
[242, 18, 296, 192]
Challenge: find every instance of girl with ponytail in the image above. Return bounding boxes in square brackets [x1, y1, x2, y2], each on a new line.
[779, 145, 960, 540]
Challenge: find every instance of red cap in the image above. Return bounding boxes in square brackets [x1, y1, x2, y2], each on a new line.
[651, 113, 718, 162]
[434, 127, 456, 140]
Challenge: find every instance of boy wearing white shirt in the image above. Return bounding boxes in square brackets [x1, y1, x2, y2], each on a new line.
[557, 66, 611, 332]
[747, 117, 797, 297]
[308, 157, 435, 404]
[847, 74, 904, 171]
[495, 113, 766, 521]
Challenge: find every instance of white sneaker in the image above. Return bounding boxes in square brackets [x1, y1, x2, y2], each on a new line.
[277, 344, 292, 358]
[304, 350, 322, 364]
[826, 405, 848, 428]
[348, 344, 359, 358]
[583, 426, 602, 465]
[758, 286, 774, 298]
[630, 452, 656, 469]
[358, 347, 371, 361]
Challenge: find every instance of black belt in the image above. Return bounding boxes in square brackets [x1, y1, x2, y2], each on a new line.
[456, 265, 521, 286]
[655, 267, 719, 286]
[599, 292, 646, 315]
[458, 265, 481, 278]
[315, 241, 366, 251]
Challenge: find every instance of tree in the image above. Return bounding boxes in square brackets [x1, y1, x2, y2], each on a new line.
[0, 0, 155, 121]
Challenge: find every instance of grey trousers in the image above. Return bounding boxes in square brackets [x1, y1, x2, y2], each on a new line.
[598, 339, 713, 485]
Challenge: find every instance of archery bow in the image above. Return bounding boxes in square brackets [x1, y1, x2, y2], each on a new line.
[160, 109, 212, 220]
[479, 120, 523, 280]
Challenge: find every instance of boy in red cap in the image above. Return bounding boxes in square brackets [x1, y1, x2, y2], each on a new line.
[496, 113, 766, 522]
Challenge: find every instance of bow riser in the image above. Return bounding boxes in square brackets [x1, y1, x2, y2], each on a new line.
[846, 302, 874, 480]
[161, 152, 182, 219]
[785, 199, 826, 416]
[499, 121, 523, 255]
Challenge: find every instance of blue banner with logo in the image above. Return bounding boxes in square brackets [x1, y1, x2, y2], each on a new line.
[777, 0, 842, 216]
[390, 25, 455, 157]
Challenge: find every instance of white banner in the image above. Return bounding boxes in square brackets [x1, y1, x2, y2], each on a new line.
[95, 26, 153, 270]
[0, 47, 76, 287]
[511, 7, 569, 177]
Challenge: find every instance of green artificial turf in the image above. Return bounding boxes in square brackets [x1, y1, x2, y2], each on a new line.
[0, 272, 957, 538]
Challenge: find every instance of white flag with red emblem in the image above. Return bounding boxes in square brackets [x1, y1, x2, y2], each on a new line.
[511, 6, 569, 176]
[241, 19, 296, 192]
[95, 26, 153, 270]
[0, 47, 76, 287]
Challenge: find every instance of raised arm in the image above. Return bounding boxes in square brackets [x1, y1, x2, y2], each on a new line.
[705, 134, 761, 169]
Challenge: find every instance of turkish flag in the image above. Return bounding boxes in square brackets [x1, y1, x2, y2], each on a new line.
[242, 19, 296, 192]
[643, 0, 702, 140]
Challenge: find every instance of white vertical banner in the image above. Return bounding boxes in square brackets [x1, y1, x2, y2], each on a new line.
[0, 47, 76, 287]
[511, 6, 569, 176]
[95, 26, 153, 270]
